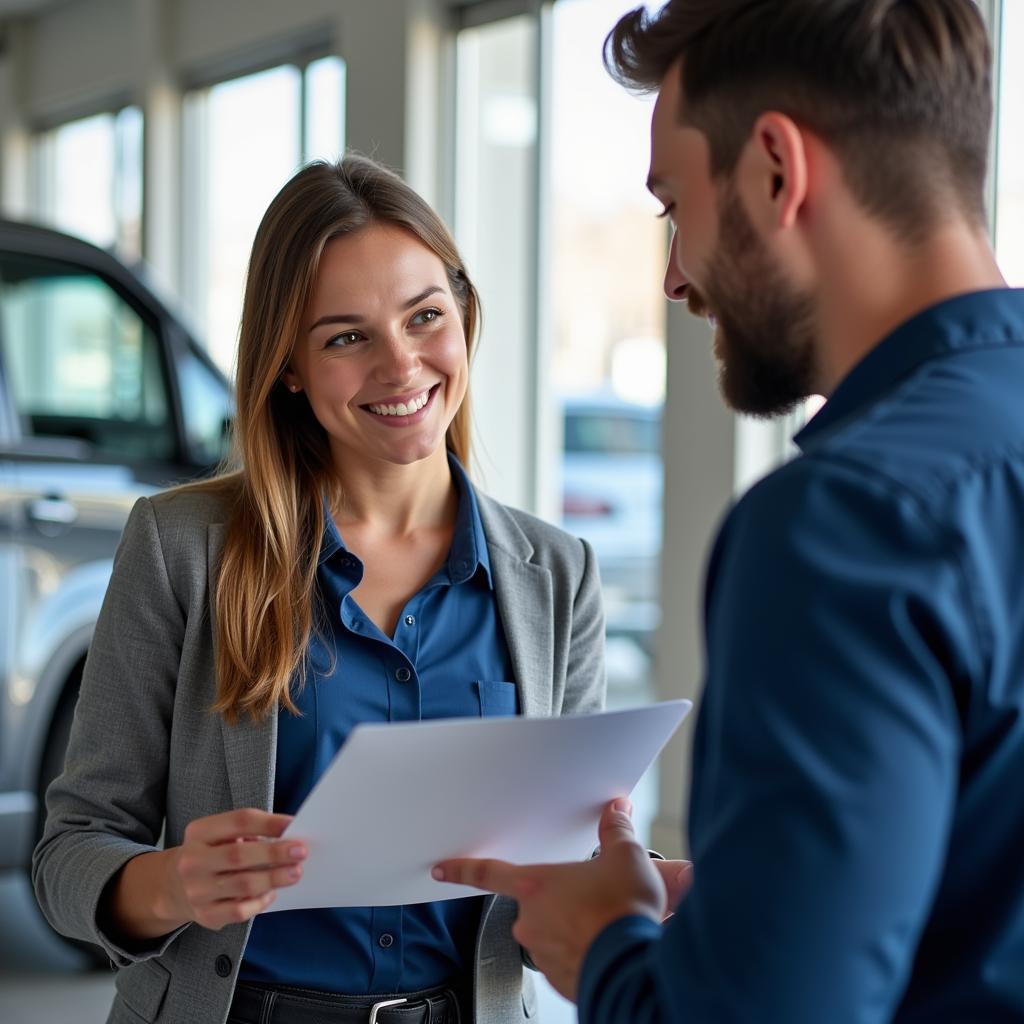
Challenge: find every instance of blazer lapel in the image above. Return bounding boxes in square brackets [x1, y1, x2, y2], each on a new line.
[208, 523, 277, 812]
[477, 496, 554, 719]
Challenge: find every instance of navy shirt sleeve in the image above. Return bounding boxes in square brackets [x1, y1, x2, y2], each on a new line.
[579, 455, 976, 1024]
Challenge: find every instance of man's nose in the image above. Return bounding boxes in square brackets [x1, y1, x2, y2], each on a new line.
[663, 230, 689, 301]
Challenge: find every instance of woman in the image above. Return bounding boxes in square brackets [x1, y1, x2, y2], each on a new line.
[32, 156, 606, 1024]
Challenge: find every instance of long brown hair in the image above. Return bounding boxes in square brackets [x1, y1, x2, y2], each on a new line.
[203, 156, 480, 722]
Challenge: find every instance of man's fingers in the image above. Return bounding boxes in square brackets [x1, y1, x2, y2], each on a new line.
[598, 797, 639, 850]
[653, 858, 694, 907]
[432, 857, 530, 896]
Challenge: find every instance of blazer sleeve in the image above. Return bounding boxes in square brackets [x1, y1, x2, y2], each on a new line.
[32, 496, 191, 965]
[561, 537, 607, 713]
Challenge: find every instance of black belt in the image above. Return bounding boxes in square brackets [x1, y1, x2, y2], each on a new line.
[229, 981, 462, 1024]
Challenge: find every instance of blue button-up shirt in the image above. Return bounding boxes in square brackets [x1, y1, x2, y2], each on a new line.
[241, 457, 516, 994]
[579, 289, 1024, 1023]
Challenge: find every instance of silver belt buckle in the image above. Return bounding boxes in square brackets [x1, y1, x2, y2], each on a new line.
[368, 997, 407, 1024]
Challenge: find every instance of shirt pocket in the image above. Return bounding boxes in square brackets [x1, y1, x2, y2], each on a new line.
[475, 680, 519, 717]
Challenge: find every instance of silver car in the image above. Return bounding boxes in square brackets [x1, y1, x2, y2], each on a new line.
[0, 221, 232, 955]
[560, 394, 662, 654]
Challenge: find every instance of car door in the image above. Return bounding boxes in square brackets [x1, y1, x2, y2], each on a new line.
[0, 248, 182, 864]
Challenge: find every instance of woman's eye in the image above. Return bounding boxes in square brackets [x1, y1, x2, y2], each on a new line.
[327, 331, 363, 348]
[412, 308, 443, 326]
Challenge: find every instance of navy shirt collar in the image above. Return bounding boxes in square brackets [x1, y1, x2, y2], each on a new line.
[796, 288, 1024, 454]
[317, 453, 492, 588]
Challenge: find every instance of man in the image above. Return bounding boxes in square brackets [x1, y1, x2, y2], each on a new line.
[434, 1, 1024, 1021]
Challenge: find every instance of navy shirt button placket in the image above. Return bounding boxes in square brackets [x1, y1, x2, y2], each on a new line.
[378, 933, 395, 949]
[395, 667, 412, 683]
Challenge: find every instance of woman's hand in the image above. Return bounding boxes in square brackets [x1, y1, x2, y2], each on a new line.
[163, 809, 307, 930]
[104, 809, 307, 942]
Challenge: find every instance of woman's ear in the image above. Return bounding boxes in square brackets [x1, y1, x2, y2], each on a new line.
[281, 367, 302, 393]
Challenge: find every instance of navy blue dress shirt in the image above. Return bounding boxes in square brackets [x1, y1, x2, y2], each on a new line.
[241, 456, 516, 994]
[579, 290, 1024, 1023]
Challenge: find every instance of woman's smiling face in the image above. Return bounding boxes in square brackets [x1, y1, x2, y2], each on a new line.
[284, 222, 469, 471]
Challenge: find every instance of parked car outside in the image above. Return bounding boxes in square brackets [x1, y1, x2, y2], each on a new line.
[560, 393, 662, 654]
[0, 220, 232, 955]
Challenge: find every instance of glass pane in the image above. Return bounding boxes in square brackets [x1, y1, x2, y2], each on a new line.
[115, 106, 145, 263]
[178, 349, 233, 465]
[39, 113, 117, 249]
[455, 14, 538, 505]
[34, 108, 144, 262]
[193, 65, 302, 374]
[0, 255, 174, 462]
[550, 0, 665, 705]
[996, 1, 1024, 284]
[305, 56, 346, 163]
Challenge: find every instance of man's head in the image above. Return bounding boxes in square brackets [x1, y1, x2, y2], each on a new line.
[606, 0, 993, 416]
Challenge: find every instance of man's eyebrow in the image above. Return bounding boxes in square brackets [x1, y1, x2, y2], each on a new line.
[308, 285, 445, 332]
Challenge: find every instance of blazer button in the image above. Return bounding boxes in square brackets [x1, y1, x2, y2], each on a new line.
[378, 933, 395, 949]
[395, 667, 412, 682]
[215, 954, 232, 977]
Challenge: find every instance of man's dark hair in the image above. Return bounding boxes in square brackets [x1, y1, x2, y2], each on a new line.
[605, 0, 992, 241]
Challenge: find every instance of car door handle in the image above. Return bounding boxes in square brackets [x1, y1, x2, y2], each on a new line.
[26, 496, 79, 527]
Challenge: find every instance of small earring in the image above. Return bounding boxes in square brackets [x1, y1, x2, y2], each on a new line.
[289, 384, 300, 393]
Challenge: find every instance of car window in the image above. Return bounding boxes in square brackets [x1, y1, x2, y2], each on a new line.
[0, 253, 176, 463]
[564, 409, 661, 456]
[177, 348, 233, 466]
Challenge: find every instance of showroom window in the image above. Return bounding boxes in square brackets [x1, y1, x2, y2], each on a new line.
[182, 56, 346, 375]
[32, 106, 144, 262]
[455, 0, 664, 700]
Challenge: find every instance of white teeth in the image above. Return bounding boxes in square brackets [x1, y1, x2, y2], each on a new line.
[368, 389, 431, 417]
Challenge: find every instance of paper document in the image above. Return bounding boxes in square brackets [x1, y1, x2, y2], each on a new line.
[267, 699, 692, 912]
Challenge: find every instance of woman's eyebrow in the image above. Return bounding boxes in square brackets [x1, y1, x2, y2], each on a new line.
[308, 285, 445, 332]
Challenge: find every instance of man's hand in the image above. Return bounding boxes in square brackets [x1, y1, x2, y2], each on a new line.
[433, 798, 665, 1001]
[653, 857, 694, 918]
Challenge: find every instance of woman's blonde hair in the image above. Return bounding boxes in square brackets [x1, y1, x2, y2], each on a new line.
[204, 155, 480, 722]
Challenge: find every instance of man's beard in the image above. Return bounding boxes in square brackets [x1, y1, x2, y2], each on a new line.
[687, 184, 817, 418]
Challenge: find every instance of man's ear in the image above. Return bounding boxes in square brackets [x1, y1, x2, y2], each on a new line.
[738, 111, 809, 232]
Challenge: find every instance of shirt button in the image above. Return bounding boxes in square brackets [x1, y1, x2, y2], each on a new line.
[214, 954, 232, 977]
[404, 615, 415, 626]
[378, 933, 395, 949]
[395, 667, 412, 682]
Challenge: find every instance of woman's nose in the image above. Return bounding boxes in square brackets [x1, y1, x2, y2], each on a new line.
[374, 332, 420, 384]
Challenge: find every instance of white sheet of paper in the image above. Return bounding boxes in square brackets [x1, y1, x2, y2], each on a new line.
[266, 699, 692, 912]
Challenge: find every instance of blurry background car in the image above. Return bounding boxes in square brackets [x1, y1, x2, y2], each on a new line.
[560, 393, 662, 657]
[0, 219, 232, 960]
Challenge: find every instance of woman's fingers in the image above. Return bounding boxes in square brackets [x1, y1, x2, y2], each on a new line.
[194, 890, 279, 931]
[206, 862, 304, 902]
[183, 808, 294, 845]
[171, 808, 308, 929]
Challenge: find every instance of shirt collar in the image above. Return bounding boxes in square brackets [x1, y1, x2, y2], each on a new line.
[316, 452, 493, 588]
[795, 288, 1024, 453]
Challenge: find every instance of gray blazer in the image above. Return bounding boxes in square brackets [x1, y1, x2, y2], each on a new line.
[32, 485, 605, 1024]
